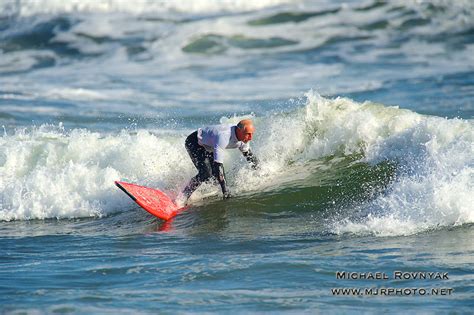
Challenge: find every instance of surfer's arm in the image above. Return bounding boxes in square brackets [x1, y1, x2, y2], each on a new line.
[242, 149, 259, 170]
[212, 162, 231, 199]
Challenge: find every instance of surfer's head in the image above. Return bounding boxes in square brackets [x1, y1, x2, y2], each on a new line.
[236, 119, 255, 143]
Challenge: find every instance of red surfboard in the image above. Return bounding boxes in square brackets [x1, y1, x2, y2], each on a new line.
[115, 181, 185, 220]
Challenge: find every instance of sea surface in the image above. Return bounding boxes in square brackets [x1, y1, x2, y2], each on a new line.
[1, 0, 473, 313]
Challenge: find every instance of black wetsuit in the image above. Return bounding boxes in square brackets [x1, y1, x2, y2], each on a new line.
[182, 131, 230, 199]
[182, 128, 259, 201]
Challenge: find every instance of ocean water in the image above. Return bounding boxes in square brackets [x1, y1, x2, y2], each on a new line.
[1, 0, 473, 313]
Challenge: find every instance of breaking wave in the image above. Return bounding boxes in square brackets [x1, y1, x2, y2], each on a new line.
[1, 91, 472, 238]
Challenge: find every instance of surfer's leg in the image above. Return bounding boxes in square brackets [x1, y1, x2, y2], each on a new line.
[181, 132, 213, 202]
[182, 175, 201, 199]
[182, 151, 213, 198]
[185, 131, 201, 168]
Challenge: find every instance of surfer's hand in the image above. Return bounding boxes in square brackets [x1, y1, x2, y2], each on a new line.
[243, 149, 259, 170]
[223, 191, 232, 199]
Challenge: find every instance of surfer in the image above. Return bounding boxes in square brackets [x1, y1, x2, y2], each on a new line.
[177, 119, 259, 206]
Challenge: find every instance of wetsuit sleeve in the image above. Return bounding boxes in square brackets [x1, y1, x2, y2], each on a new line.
[239, 142, 250, 153]
[242, 148, 259, 170]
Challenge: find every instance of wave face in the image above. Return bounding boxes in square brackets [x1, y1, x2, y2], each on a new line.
[297, 93, 474, 236]
[249, 91, 474, 236]
[1, 92, 472, 237]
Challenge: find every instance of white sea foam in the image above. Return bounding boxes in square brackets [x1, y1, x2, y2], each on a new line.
[0, 124, 192, 221]
[2, 0, 296, 17]
[344, 116, 474, 236]
[294, 92, 474, 236]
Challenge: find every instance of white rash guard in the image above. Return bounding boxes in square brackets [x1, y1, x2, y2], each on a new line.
[197, 124, 250, 163]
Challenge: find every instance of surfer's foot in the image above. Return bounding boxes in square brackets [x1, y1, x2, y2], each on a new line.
[174, 193, 188, 208]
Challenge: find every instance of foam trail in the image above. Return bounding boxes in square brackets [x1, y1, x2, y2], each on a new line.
[0, 124, 192, 221]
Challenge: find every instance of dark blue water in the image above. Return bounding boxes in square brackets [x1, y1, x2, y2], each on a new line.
[1, 0, 473, 313]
